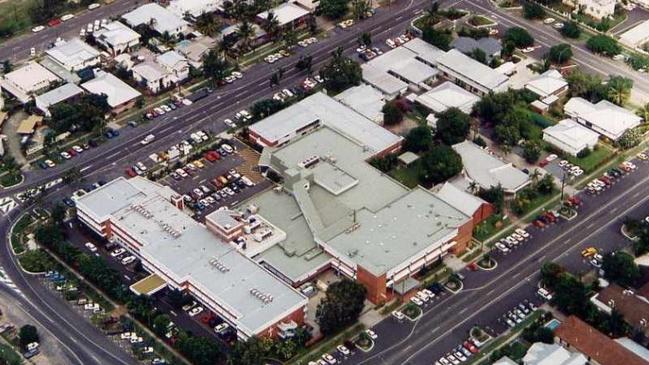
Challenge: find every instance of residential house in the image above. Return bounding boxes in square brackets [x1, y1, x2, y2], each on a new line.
[0, 62, 60, 103]
[257, 3, 310, 30]
[542, 119, 600, 156]
[45, 38, 101, 72]
[436, 49, 509, 96]
[168, 0, 220, 19]
[81, 71, 141, 113]
[564, 97, 642, 141]
[522, 342, 587, 365]
[122, 3, 189, 36]
[156, 50, 189, 83]
[94, 21, 141, 56]
[415, 81, 480, 114]
[35, 83, 84, 117]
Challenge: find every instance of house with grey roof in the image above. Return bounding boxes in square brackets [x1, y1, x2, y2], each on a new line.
[452, 140, 530, 194]
[415, 81, 480, 114]
[543, 119, 599, 156]
[45, 38, 100, 72]
[436, 49, 509, 96]
[35, 83, 84, 117]
[523, 342, 587, 365]
[451, 36, 502, 61]
[94, 21, 141, 56]
[564, 97, 642, 141]
[122, 3, 189, 36]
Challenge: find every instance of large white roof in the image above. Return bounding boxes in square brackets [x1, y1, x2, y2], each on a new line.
[564, 97, 642, 140]
[525, 69, 568, 98]
[620, 20, 649, 47]
[437, 49, 509, 92]
[75, 177, 307, 336]
[45, 38, 100, 69]
[81, 71, 141, 107]
[452, 141, 530, 193]
[543, 119, 599, 152]
[415, 81, 480, 114]
[0, 62, 60, 102]
[257, 3, 310, 26]
[122, 3, 189, 35]
[94, 21, 140, 47]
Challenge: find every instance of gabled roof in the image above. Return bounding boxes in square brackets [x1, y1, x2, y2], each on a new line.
[525, 69, 568, 98]
[45, 38, 100, 69]
[156, 50, 187, 71]
[543, 119, 599, 151]
[436, 49, 509, 92]
[257, 3, 310, 26]
[434, 182, 488, 218]
[81, 71, 141, 108]
[555, 316, 647, 365]
[94, 21, 140, 47]
[564, 97, 642, 140]
[122, 3, 188, 35]
[415, 81, 480, 114]
[452, 36, 502, 56]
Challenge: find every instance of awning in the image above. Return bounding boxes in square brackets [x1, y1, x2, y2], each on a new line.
[129, 273, 167, 296]
[392, 276, 421, 295]
[16, 115, 43, 135]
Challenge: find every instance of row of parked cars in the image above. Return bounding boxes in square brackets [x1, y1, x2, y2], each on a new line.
[385, 33, 413, 49]
[501, 301, 537, 328]
[532, 210, 559, 229]
[557, 159, 584, 177]
[494, 228, 530, 253]
[392, 282, 446, 319]
[187, 168, 256, 212]
[585, 161, 636, 194]
[264, 49, 291, 63]
[144, 96, 192, 120]
[311, 329, 376, 365]
[434, 338, 484, 365]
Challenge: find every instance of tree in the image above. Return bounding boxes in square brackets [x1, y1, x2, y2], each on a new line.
[479, 185, 505, 212]
[618, 129, 641, 149]
[351, 0, 371, 19]
[547, 43, 572, 64]
[586, 35, 621, 57]
[167, 289, 188, 308]
[382, 101, 403, 125]
[152, 314, 171, 337]
[523, 1, 545, 19]
[62, 166, 83, 185]
[540, 262, 564, 290]
[560, 21, 581, 39]
[535, 174, 555, 195]
[176, 335, 223, 365]
[422, 27, 452, 51]
[418, 145, 463, 185]
[565, 70, 605, 102]
[48, 94, 110, 134]
[602, 251, 641, 287]
[319, 47, 362, 93]
[306, 14, 318, 34]
[261, 11, 280, 40]
[228, 336, 266, 365]
[436, 107, 471, 145]
[469, 48, 487, 64]
[295, 55, 313, 73]
[282, 28, 298, 48]
[18, 325, 39, 350]
[523, 141, 542, 163]
[503, 27, 534, 48]
[358, 32, 372, 47]
[553, 273, 590, 316]
[236, 20, 255, 51]
[316, 279, 367, 335]
[250, 99, 285, 120]
[404, 125, 433, 153]
[606, 76, 633, 106]
[637, 102, 649, 122]
[195, 13, 221, 36]
[203, 50, 231, 84]
[2, 60, 12, 74]
[319, 0, 350, 19]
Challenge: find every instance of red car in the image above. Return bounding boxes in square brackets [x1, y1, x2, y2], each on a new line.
[48, 18, 62, 27]
[533, 220, 545, 229]
[467, 262, 478, 271]
[204, 151, 220, 162]
[545, 212, 557, 223]
[463, 341, 479, 354]
[68, 148, 77, 157]
[569, 196, 581, 205]
[125, 167, 137, 177]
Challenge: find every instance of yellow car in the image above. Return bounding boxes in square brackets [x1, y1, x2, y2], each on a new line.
[193, 160, 205, 169]
[581, 247, 598, 258]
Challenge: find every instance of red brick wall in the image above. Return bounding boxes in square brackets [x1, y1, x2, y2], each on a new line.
[451, 219, 474, 255]
[357, 266, 387, 304]
[472, 202, 494, 225]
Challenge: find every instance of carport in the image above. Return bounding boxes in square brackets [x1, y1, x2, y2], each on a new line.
[129, 273, 167, 296]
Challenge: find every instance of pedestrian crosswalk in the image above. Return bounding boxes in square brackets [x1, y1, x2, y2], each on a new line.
[0, 197, 17, 215]
[0, 267, 22, 296]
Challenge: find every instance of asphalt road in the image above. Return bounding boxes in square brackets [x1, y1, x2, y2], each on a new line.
[347, 154, 649, 365]
[0, 0, 142, 62]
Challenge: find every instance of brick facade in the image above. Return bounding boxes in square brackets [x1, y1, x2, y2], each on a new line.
[356, 266, 387, 304]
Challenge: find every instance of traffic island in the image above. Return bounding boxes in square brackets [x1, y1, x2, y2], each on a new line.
[621, 224, 640, 242]
[403, 303, 423, 321]
[558, 206, 577, 220]
[469, 326, 492, 348]
[477, 256, 498, 271]
[354, 332, 375, 352]
[444, 277, 464, 294]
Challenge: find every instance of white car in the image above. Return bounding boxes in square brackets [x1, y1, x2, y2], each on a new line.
[61, 151, 72, 159]
[232, 71, 243, 79]
[121, 256, 136, 265]
[188, 306, 203, 317]
[141, 134, 155, 145]
[495, 242, 509, 252]
[61, 14, 74, 21]
[44, 159, 56, 168]
[515, 228, 530, 238]
[416, 291, 430, 302]
[392, 310, 405, 320]
[543, 17, 555, 24]
[322, 353, 337, 364]
[410, 296, 423, 306]
[72, 145, 84, 153]
[214, 323, 229, 333]
[84, 242, 97, 252]
[365, 329, 377, 339]
[337, 345, 350, 355]
[224, 118, 237, 128]
[88, 3, 100, 10]
[111, 248, 126, 257]
[32, 25, 45, 33]
[558, 160, 568, 167]
[546, 154, 558, 162]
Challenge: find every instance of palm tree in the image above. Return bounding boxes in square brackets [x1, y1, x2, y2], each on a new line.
[637, 103, 649, 122]
[237, 20, 255, 52]
[261, 11, 280, 40]
[608, 85, 630, 106]
[530, 169, 542, 185]
[195, 13, 220, 36]
[468, 181, 480, 194]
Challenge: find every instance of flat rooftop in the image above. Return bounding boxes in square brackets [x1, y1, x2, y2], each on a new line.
[76, 177, 306, 335]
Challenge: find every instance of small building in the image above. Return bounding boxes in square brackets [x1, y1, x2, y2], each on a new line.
[451, 37, 502, 61]
[436, 49, 509, 96]
[555, 315, 647, 365]
[175, 37, 216, 69]
[35, 83, 84, 117]
[81, 71, 141, 114]
[362, 46, 439, 99]
[16, 115, 43, 135]
[333, 84, 385, 123]
[434, 182, 493, 225]
[452, 140, 530, 194]
[132, 62, 172, 94]
[94, 21, 141, 56]
[523, 342, 587, 365]
[257, 3, 310, 29]
[564, 97, 642, 141]
[0, 62, 60, 103]
[525, 69, 568, 99]
[591, 283, 649, 337]
[122, 3, 189, 36]
[619, 20, 649, 48]
[156, 50, 189, 84]
[168, 0, 219, 19]
[397, 151, 419, 166]
[205, 209, 245, 241]
[415, 81, 480, 114]
[45, 38, 101, 72]
[542, 119, 600, 156]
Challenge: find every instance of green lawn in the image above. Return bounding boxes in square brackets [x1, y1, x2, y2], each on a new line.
[468, 15, 496, 27]
[0, 172, 22, 187]
[389, 165, 421, 188]
[567, 144, 614, 173]
[19, 249, 55, 272]
[474, 214, 508, 242]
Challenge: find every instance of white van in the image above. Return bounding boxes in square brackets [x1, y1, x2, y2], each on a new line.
[121, 256, 136, 265]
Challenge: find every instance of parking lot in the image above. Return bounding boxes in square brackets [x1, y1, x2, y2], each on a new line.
[157, 139, 271, 220]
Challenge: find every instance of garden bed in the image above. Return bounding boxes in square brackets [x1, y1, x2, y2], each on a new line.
[477, 256, 497, 270]
[474, 214, 508, 242]
[403, 303, 422, 320]
[467, 15, 497, 28]
[18, 249, 55, 273]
